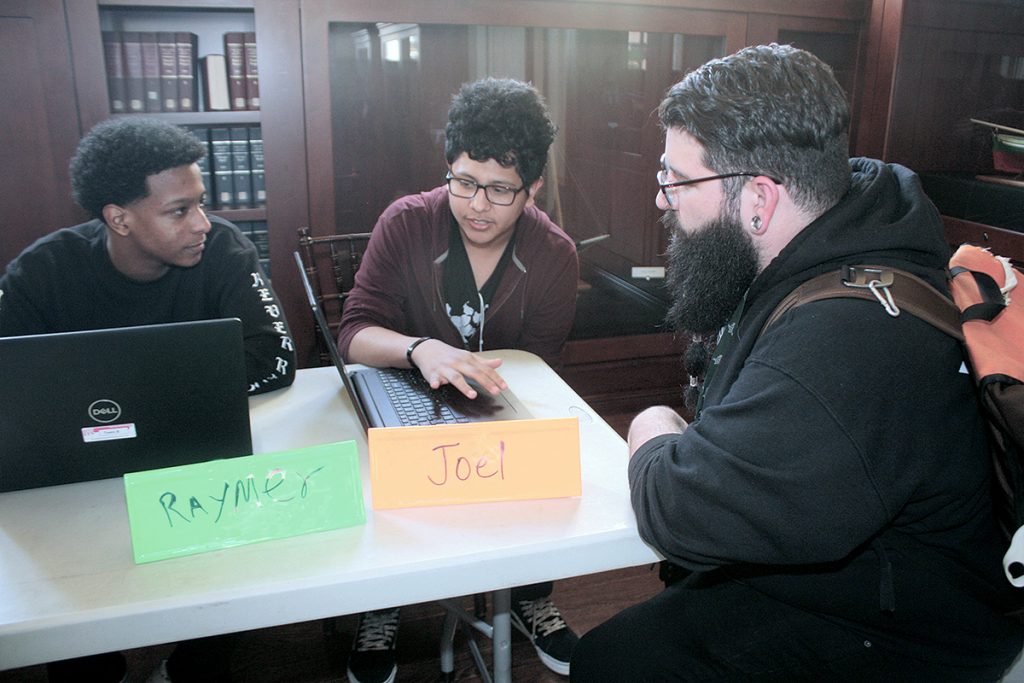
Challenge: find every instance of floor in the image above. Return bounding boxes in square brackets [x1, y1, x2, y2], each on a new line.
[0, 564, 663, 682]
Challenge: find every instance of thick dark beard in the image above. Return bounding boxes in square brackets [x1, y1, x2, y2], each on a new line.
[663, 209, 759, 336]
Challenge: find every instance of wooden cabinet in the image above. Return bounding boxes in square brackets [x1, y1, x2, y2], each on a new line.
[64, 1, 273, 260]
[60, 2, 309, 282]
[560, 332, 690, 435]
[0, 0, 874, 392]
[23, 0, 1024, 429]
[855, 0, 1024, 262]
[0, 0, 311, 366]
[856, 0, 1024, 174]
[5, 0, 1022, 430]
[29, 0, 1024, 387]
[0, 0, 88, 267]
[297, 0, 868, 284]
[745, 11, 866, 148]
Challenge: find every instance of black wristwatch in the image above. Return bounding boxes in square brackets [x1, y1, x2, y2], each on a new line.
[405, 336, 432, 370]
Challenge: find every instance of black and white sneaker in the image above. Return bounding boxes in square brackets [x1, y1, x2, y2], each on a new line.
[510, 597, 579, 676]
[347, 607, 400, 683]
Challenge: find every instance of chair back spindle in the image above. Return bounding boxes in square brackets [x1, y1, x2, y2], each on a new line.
[296, 226, 372, 366]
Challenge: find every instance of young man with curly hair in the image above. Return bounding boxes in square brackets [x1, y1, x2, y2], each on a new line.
[0, 117, 295, 396]
[0, 117, 296, 682]
[338, 77, 580, 683]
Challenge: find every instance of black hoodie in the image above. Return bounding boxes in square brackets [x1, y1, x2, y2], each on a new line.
[629, 159, 1023, 667]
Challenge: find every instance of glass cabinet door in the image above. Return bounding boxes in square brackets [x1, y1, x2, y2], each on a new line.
[327, 23, 727, 276]
[301, 0, 745, 281]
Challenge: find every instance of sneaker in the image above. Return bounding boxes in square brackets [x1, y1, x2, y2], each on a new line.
[347, 607, 400, 683]
[510, 597, 579, 676]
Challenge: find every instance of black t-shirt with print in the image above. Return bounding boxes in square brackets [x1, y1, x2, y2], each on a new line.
[442, 216, 516, 351]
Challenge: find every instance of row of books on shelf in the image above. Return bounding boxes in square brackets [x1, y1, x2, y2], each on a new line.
[190, 125, 265, 209]
[234, 220, 272, 277]
[103, 31, 259, 113]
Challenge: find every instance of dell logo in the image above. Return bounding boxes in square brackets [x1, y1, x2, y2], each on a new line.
[88, 399, 122, 424]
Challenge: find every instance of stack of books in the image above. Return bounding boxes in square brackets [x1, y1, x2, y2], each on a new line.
[234, 219, 272, 276]
[103, 31, 259, 113]
[189, 125, 266, 209]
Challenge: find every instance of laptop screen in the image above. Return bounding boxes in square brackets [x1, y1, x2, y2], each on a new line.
[294, 250, 373, 431]
[0, 318, 252, 492]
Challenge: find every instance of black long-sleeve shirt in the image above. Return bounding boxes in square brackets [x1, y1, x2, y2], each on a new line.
[0, 215, 295, 394]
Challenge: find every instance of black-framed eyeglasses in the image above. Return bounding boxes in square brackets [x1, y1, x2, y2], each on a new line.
[446, 173, 525, 206]
[657, 156, 778, 208]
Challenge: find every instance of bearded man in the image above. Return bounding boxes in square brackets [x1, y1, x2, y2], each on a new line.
[570, 44, 1023, 682]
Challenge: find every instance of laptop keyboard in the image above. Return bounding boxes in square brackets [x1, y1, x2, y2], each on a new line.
[377, 369, 470, 426]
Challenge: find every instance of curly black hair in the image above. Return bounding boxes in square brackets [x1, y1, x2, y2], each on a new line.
[69, 117, 207, 219]
[444, 78, 557, 187]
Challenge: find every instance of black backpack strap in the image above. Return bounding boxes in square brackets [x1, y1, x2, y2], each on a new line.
[760, 265, 963, 341]
[951, 265, 1008, 323]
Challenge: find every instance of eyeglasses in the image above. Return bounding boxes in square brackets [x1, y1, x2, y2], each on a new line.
[446, 173, 525, 206]
[657, 156, 776, 208]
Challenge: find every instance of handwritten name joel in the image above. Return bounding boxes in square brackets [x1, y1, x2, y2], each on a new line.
[427, 441, 505, 486]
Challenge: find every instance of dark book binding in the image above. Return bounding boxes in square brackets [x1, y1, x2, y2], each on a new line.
[230, 127, 252, 206]
[189, 127, 214, 202]
[157, 32, 178, 112]
[176, 33, 198, 112]
[243, 32, 260, 110]
[248, 221, 270, 260]
[223, 32, 247, 111]
[209, 127, 235, 208]
[140, 32, 161, 112]
[122, 31, 145, 113]
[102, 31, 126, 114]
[248, 126, 266, 205]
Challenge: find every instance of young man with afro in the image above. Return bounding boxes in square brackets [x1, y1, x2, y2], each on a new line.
[0, 117, 295, 396]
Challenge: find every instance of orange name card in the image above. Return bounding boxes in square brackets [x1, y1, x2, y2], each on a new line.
[368, 417, 581, 509]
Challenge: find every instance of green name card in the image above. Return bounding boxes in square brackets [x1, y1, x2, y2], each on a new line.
[123, 441, 365, 564]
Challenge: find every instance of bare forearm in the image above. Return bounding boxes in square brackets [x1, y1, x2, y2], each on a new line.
[628, 405, 688, 456]
[346, 326, 418, 368]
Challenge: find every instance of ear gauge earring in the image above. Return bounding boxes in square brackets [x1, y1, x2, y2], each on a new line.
[750, 215, 763, 232]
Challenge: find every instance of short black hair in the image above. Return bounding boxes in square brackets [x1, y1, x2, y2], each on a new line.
[444, 77, 557, 187]
[69, 117, 206, 219]
[659, 44, 851, 216]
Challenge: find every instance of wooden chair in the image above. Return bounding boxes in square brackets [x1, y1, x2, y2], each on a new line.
[296, 226, 373, 366]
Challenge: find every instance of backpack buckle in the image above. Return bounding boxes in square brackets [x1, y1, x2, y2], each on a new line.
[841, 266, 901, 317]
[841, 265, 894, 288]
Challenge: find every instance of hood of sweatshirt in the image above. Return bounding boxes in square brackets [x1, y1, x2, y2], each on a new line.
[746, 157, 950, 314]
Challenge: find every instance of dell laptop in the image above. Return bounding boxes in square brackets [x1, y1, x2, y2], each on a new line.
[0, 318, 253, 492]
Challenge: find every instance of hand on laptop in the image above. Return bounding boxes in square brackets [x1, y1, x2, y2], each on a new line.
[410, 339, 508, 399]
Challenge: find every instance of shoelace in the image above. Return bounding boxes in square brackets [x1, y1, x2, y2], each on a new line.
[518, 598, 567, 638]
[354, 609, 400, 651]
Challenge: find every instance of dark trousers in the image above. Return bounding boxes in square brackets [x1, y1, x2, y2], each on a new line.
[46, 634, 238, 682]
[570, 577, 1013, 683]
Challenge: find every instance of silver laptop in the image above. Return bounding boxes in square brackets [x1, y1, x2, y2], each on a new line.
[294, 251, 531, 430]
[0, 318, 253, 492]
